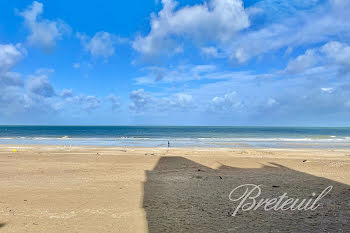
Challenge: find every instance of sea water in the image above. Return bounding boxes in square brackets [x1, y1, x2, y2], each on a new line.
[1, 125, 350, 148]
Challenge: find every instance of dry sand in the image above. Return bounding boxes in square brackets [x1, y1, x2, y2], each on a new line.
[0, 145, 349, 232]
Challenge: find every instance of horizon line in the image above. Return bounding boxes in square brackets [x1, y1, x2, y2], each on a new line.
[1, 125, 350, 128]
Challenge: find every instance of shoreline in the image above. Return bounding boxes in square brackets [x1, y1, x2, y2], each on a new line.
[2, 143, 350, 151]
[0, 137, 350, 149]
[2, 141, 350, 149]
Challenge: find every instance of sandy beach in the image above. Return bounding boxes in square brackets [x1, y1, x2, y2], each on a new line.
[2, 0, 350, 231]
[0, 145, 349, 232]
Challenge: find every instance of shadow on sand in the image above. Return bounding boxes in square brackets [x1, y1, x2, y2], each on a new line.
[143, 156, 350, 233]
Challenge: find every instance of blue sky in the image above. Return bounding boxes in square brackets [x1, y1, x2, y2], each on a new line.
[0, 0, 350, 126]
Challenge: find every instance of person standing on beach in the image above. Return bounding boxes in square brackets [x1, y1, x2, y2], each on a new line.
[168, 141, 170, 148]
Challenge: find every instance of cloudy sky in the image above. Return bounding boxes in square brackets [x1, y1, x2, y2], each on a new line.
[1, 0, 350, 126]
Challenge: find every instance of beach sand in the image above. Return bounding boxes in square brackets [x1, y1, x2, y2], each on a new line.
[0, 145, 349, 232]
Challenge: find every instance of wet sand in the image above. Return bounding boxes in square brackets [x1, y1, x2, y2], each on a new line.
[0, 145, 349, 232]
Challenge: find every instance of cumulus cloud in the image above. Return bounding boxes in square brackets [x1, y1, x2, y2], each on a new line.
[27, 74, 55, 97]
[280, 41, 350, 77]
[18, 1, 71, 51]
[0, 43, 26, 73]
[63, 94, 101, 111]
[1, 71, 58, 119]
[84, 96, 100, 110]
[0, 72, 23, 87]
[0, 86, 24, 108]
[132, 0, 350, 63]
[285, 49, 318, 74]
[129, 89, 153, 111]
[0, 55, 82, 121]
[59, 90, 120, 113]
[200, 46, 219, 57]
[107, 94, 121, 110]
[60, 89, 74, 98]
[0, 43, 26, 88]
[172, 93, 193, 109]
[227, 0, 350, 63]
[0, 42, 105, 121]
[129, 89, 193, 112]
[133, 0, 249, 56]
[210, 92, 242, 112]
[321, 41, 350, 72]
[0, 43, 53, 118]
[77, 31, 123, 59]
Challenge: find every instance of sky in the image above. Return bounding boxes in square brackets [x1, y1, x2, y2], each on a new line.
[0, 0, 350, 126]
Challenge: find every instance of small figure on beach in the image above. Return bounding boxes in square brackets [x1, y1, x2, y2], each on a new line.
[168, 141, 170, 148]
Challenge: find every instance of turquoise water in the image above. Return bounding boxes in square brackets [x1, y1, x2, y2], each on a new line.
[1, 126, 350, 148]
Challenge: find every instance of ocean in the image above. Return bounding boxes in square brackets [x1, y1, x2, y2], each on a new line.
[1, 125, 350, 148]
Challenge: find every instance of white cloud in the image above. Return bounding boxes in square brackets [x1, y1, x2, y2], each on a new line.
[134, 64, 242, 85]
[321, 87, 334, 93]
[0, 72, 23, 87]
[107, 94, 121, 110]
[321, 41, 350, 69]
[200, 46, 219, 57]
[0, 41, 106, 120]
[0, 43, 25, 72]
[172, 93, 193, 108]
[285, 49, 318, 74]
[0, 43, 26, 87]
[18, 1, 71, 51]
[27, 74, 55, 97]
[132, 0, 350, 62]
[77, 31, 121, 59]
[1, 72, 58, 119]
[191, 65, 216, 73]
[129, 89, 194, 112]
[228, 0, 350, 63]
[0, 86, 24, 113]
[0, 44, 60, 118]
[60, 89, 74, 98]
[129, 89, 153, 111]
[210, 92, 242, 111]
[277, 41, 350, 77]
[64, 94, 101, 111]
[133, 0, 249, 56]
[85, 96, 100, 110]
[233, 47, 250, 63]
[266, 97, 278, 107]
